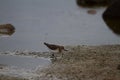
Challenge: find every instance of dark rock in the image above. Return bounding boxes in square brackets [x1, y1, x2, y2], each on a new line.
[76, 0, 112, 7]
[103, 20, 120, 35]
[103, 0, 120, 35]
[103, 0, 120, 19]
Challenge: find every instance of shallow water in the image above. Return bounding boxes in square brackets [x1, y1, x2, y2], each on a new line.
[0, 0, 120, 52]
[0, 55, 50, 70]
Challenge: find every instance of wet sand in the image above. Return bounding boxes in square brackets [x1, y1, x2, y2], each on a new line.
[0, 45, 120, 80]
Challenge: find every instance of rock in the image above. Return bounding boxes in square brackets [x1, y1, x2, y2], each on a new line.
[76, 0, 112, 7]
[87, 9, 96, 15]
[0, 23, 15, 36]
[103, 0, 120, 35]
[103, 0, 120, 19]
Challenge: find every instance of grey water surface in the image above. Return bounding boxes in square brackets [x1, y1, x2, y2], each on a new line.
[0, 55, 50, 70]
[0, 0, 120, 52]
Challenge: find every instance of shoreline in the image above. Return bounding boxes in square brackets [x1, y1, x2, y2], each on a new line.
[0, 44, 120, 80]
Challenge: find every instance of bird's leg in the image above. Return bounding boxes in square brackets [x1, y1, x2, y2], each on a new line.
[49, 49, 53, 58]
[49, 50, 57, 60]
[54, 54, 57, 60]
[51, 52, 54, 58]
[61, 52, 64, 57]
[50, 52, 57, 61]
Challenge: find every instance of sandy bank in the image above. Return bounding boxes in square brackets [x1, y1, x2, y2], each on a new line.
[38, 45, 120, 80]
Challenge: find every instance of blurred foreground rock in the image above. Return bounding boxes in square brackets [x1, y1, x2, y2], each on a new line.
[103, 0, 120, 35]
[76, 0, 112, 7]
[0, 24, 15, 36]
[103, 0, 120, 19]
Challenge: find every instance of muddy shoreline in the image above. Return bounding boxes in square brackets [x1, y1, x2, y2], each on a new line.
[0, 45, 120, 80]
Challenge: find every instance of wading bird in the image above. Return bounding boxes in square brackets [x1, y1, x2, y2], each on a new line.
[44, 42, 67, 53]
[44, 42, 68, 59]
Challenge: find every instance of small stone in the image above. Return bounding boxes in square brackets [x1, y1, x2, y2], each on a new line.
[87, 10, 96, 15]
